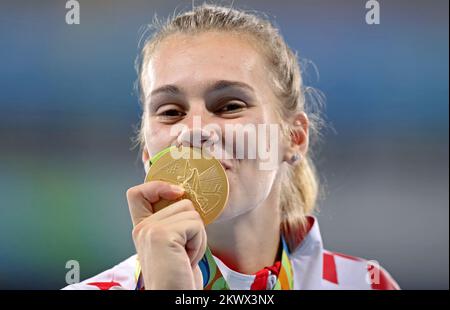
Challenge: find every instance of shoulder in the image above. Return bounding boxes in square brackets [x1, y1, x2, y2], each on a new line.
[322, 250, 400, 290]
[288, 217, 400, 290]
[62, 255, 137, 290]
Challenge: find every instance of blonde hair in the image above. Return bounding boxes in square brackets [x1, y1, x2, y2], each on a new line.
[135, 3, 325, 250]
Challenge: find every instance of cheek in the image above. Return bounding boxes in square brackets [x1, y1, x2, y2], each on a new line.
[225, 163, 277, 214]
[143, 120, 173, 156]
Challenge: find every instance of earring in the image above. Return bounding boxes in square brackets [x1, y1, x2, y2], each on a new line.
[290, 153, 302, 164]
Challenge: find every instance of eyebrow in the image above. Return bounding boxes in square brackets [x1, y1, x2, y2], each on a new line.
[150, 84, 181, 97]
[207, 80, 255, 94]
[150, 80, 255, 98]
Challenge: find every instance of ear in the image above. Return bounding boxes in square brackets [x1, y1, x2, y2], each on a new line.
[283, 112, 309, 165]
[142, 147, 150, 173]
[142, 147, 150, 164]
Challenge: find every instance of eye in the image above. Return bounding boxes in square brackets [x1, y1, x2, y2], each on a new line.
[160, 109, 185, 117]
[216, 101, 246, 114]
[155, 105, 186, 121]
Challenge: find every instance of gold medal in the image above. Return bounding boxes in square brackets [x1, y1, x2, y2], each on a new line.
[144, 146, 229, 225]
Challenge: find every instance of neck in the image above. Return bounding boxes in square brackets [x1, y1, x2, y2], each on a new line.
[205, 183, 282, 275]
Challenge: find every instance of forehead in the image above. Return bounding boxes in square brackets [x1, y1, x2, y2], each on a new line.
[146, 31, 268, 90]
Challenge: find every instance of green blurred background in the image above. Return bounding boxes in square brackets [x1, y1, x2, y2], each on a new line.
[0, 0, 448, 289]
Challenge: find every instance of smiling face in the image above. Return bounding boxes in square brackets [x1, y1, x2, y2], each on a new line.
[141, 31, 290, 221]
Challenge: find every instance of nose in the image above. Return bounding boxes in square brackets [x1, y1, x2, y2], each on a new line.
[176, 128, 219, 149]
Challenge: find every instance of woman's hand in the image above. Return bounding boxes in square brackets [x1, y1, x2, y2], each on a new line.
[126, 181, 207, 290]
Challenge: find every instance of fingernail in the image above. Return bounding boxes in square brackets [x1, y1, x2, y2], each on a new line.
[171, 185, 184, 193]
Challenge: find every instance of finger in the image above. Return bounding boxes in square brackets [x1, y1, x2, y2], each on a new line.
[190, 225, 207, 268]
[173, 219, 206, 265]
[157, 209, 207, 266]
[153, 214, 205, 265]
[131, 202, 199, 243]
[141, 181, 185, 204]
[153, 209, 201, 226]
[148, 199, 196, 222]
[154, 203, 206, 266]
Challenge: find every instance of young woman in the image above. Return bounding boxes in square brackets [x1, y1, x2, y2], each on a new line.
[64, 4, 399, 290]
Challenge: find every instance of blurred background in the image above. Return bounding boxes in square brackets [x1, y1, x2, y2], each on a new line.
[0, 0, 448, 289]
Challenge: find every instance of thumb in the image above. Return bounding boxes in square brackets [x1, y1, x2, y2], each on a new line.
[126, 181, 185, 227]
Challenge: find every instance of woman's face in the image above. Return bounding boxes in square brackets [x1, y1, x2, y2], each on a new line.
[142, 31, 290, 222]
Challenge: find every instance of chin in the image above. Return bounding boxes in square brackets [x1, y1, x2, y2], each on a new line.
[212, 199, 255, 224]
